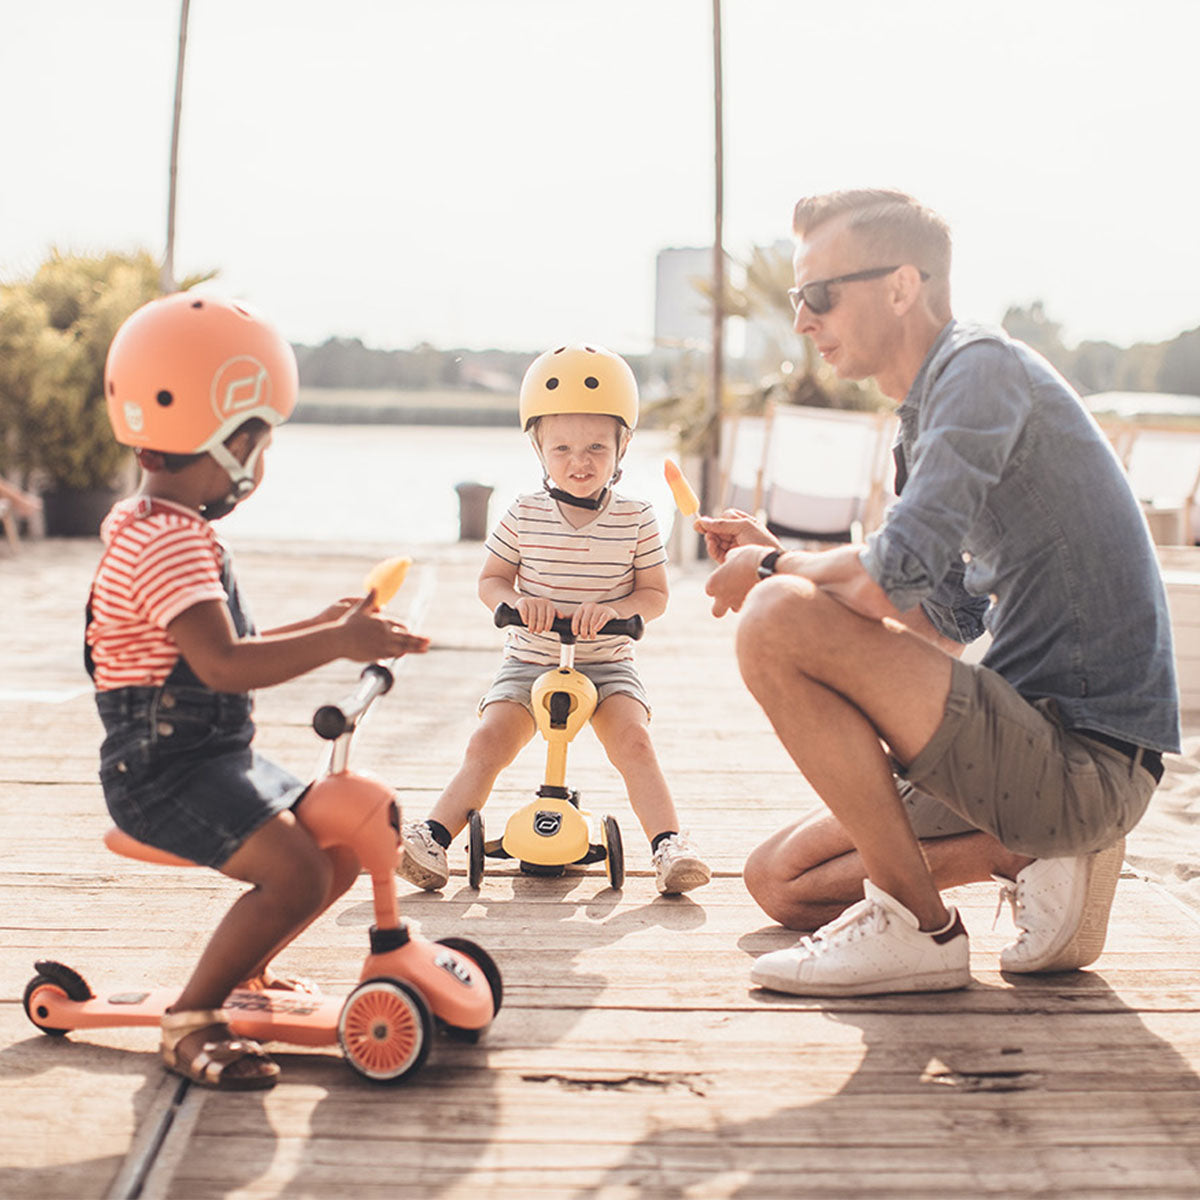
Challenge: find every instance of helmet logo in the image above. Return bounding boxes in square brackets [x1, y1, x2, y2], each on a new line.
[123, 402, 145, 434]
[211, 356, 270, 420]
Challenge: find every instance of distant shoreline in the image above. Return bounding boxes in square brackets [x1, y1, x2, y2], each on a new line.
[293, 386, 518, 426]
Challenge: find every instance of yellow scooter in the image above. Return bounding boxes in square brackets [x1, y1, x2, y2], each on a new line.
[467, 603, 644, 889]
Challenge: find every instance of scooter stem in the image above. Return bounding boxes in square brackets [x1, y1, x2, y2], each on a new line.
[545, 741, 569, 789]
[372, 872, 401, 929]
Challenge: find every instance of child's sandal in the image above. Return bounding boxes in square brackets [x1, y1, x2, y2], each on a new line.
[161, 1009, 280, 1091]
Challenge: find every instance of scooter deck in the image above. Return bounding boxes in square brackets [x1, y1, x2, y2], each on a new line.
[31, 983, 341, 1047]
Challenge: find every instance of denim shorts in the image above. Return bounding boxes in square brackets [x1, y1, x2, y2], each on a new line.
[95, 684, 306, 869]
[896, 658, 1156, 857]
[481, 657, 651, 719]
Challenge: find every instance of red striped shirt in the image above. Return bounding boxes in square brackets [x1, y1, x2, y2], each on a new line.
[87, 497, 227, 691]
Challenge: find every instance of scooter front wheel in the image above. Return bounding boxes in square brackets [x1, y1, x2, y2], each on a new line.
[603, 815, 624, 890]
[468, 810, 485, 890]
[338, 978, 432, 1083]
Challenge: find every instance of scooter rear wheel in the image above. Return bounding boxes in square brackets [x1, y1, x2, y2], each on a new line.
[338, 978, 432, 1083]
[603, 815, 625, 890]
[467, 810, 485, 890]
[23, 961, 93, 1036]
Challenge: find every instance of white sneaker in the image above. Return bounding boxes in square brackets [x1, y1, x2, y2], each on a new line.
[750, 880, 970, 997]
[398, 821, 449, 890]
[995, 837, 1124, 973]
[652, 832, 711, 895]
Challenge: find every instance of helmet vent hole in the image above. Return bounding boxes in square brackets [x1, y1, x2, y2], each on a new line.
[553, 347, 565, 354]
[156, 390, 174, 407]
[584, 376, 599, 389]
[107, 381, 115, 396]
[190, 300, 203, 309]
[584, 346, 596, 353]
[545, 378, 559, 390]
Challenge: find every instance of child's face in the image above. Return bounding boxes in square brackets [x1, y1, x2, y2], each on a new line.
[537, 413, 622, 500]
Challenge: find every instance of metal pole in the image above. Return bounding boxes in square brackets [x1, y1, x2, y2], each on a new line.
[161, 0, 191, 294]
[705, 0, 725, 520]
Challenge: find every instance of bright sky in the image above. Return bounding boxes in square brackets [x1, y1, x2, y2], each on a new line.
[3, 0, 1197, 356]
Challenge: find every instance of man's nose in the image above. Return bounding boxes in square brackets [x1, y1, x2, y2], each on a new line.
[792, 303, 819, 336]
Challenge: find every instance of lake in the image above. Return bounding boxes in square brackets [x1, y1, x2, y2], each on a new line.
[219, 423, 681, 552]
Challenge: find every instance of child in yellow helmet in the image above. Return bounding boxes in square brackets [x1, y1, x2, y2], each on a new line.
[400, 343, 710, 895]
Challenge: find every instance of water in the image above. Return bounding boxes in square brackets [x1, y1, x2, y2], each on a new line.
[219, 424, 680, 551]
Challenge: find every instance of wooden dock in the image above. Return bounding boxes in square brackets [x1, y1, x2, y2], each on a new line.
[2, 537, 1199, 1198]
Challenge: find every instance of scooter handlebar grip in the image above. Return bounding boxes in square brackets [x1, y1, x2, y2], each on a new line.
[492, 603, 643, 641]
[312, 662, 395, 740]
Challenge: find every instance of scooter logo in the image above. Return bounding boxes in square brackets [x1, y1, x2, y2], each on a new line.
[211, 355, 270, 422]
[434, 950, 473, 986]
[534, 810, 562, 837]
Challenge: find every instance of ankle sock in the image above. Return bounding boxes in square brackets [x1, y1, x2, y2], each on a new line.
[651, 830, 678, 853]
[425, 820, 452, 849]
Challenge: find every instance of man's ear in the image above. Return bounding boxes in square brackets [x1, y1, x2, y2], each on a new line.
[889, 264, 926, 316]
[135, 448, 167, 472]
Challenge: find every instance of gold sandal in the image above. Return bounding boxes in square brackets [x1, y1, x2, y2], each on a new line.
[161, 1008, 280, 1091]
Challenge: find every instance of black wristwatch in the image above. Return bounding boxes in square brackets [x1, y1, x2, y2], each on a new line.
[756, 549, 783, 580]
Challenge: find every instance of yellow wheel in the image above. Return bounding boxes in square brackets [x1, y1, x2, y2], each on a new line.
[338, 978, 432, 1083]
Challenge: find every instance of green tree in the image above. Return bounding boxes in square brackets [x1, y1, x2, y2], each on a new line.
[0, 250, 210, 492]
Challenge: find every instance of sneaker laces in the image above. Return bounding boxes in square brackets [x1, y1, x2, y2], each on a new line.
[992, 875, 1032, 938]
[405, 822, 439, 854]
[797, 896, 889, 957]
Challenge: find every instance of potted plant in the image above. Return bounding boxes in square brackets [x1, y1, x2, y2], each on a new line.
[0, 251, 162, 535]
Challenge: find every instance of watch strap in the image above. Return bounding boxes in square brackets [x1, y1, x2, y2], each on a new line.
[757, 549, 782, 579]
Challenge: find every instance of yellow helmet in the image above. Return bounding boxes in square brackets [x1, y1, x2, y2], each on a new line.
[518, 344, 638, 433]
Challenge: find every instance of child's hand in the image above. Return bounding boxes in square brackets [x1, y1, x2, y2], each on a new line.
[571, 602, 620, 640]
[515, 595, 559, 635]
[313, 597, 361, 624]
[338, 592, 431, 660]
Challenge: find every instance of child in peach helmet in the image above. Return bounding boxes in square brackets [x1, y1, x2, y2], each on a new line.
[399, 343, 710, 896]
[87, 293, 428, 1090]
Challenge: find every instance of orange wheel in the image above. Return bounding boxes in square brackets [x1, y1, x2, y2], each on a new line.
[338, 978, 432, 1083]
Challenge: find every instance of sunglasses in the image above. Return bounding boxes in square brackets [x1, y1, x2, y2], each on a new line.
[787, 265, 930, 316]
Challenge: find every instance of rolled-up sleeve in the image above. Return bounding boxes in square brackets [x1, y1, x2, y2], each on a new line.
[860, 339, 1031, 617]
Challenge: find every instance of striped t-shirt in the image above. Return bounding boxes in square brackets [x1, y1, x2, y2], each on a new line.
[484, 490, 666, 665]
[87, 496, 228, 691]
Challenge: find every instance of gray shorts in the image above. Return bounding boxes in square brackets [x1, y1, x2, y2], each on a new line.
[481, 657, 651, 719]
[898, 657, 1156, 857]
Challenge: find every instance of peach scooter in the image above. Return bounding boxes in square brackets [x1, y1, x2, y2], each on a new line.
[23, 560, 501, 1084]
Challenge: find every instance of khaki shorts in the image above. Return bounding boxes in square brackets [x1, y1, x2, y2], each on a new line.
[897, 658, 1156, 857]
[481, 657, 651, 719]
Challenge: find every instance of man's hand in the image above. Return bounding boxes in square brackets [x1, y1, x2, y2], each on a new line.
[515, 595, 559, 635]
[705, 544, 775, 618]
[695, 510, 779, 564]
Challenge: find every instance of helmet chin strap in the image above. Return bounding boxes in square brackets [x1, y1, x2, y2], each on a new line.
[203, 440, 267, 520]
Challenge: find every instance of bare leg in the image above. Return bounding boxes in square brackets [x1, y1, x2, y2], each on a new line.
[427, 700, 535, 836]
[744, 809, 1035, 930]
[171, 811, 337, 1014]
[239, 844, 360, 986]
[590, 693, 678, 840]
[735, 576, 976, 930]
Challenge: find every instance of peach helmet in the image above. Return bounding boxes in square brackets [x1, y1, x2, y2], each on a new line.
[105, 293, 298, 500]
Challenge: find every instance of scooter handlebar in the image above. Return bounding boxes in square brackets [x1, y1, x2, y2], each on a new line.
[313, 661, 396, 740]
[493, 602, 644, 643]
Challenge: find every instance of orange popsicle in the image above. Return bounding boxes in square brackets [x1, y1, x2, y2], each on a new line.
[362, 556, 412, 609]
[664, 459, 700, 518]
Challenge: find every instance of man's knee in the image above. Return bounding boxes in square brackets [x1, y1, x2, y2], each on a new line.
[736, 577, 818, 683]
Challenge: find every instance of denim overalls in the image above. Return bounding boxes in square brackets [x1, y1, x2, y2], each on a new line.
[88, 502, 305, 868]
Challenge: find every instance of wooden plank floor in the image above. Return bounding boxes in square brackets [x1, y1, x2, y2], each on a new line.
[2, 538, 1200, 1198]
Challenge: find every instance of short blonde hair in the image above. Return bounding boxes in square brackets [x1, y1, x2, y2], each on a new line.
[792, 189, 952, 287]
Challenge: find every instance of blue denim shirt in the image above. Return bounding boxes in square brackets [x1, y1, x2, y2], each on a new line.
[861, 320, 1180, 753]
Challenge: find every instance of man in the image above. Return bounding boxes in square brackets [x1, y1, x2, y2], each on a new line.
[699, 189, 1178, 997]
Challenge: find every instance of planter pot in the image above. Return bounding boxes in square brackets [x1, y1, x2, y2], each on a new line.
[41, 485, 126, 537]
